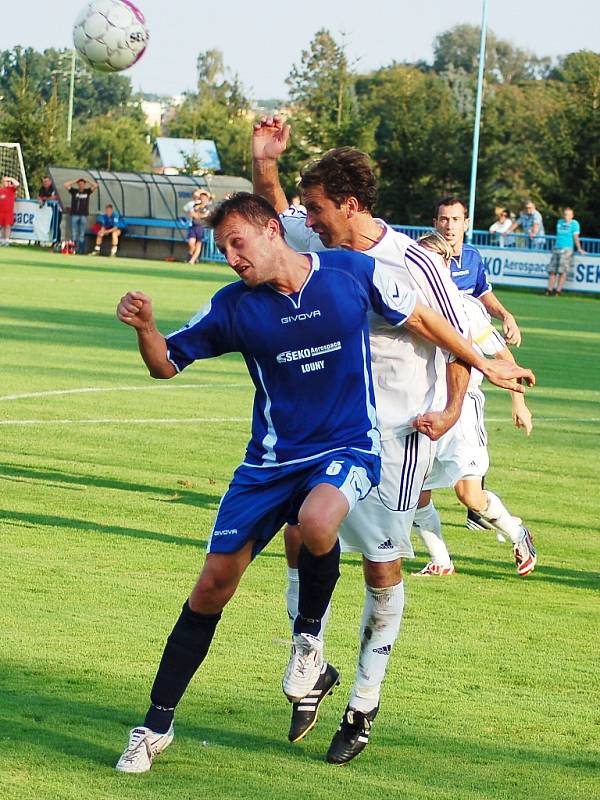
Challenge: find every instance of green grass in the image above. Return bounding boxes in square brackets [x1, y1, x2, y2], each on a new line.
[1, 247, 599, 800]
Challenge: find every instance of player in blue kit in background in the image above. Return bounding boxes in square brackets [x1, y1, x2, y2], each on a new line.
[433, 197, 522, 347]
[114, 193, 534, 773]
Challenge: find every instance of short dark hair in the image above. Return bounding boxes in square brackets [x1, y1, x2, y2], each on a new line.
[435, 196, 468, 218]
[105, 203, 113, 210]
[208, 192, 283, 236]
[299, 147, 377, 213]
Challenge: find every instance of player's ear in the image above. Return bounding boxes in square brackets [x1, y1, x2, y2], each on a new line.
[346, 196, 360, 217]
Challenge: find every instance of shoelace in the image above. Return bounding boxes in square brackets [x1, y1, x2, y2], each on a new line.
[122, 729, 150, 760]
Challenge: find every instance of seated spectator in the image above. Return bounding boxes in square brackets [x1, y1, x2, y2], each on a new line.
[38, 176, 59, 205]
[91, 204, 125, 257]
[0, 175, 19, 246]
[546, 207, 585, 296]
[489, 208, 513, 247]
[510, 200, 545, 249]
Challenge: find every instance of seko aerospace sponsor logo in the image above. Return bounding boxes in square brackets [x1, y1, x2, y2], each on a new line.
[276, 341, 342, 364]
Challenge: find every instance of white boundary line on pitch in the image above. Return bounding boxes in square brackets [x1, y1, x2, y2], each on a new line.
[0, 384, 248, 401]
[0, 416, 598, 427]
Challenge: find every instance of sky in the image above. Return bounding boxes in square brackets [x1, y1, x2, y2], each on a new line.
[4, 0, 599, 99]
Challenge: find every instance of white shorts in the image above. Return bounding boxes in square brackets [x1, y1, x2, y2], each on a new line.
[424, 389, 489, 490]
[340, 430, 436, 562]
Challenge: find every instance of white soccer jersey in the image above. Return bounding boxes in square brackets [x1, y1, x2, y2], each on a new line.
[461, 294, 506, 390]
[279, 209, 469, 438]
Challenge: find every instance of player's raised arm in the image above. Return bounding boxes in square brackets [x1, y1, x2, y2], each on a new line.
[252, 116, 290, 213]
[116, 291, 176, 379]
[404, 302, 535, 391]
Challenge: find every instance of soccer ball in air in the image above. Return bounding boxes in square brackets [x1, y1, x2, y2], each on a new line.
[73, 0, 149, 73]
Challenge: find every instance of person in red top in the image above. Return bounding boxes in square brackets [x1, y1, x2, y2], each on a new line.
[0, 176, 19, 246]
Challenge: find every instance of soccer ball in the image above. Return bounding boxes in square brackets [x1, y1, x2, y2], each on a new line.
[72, 0, 149, 73]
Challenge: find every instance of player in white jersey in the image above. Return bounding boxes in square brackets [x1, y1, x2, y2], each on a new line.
[252, 119, 535, 762]
[411, 233, 536, 578]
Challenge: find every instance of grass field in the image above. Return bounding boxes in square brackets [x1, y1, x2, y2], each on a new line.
[1, 247, 599, 800]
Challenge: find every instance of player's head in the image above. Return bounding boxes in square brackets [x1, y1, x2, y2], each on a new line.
[210, 192, 285, 286]
[77, 178, 86, 188]
[417, 231, 453, 266]
[562, 206, 574, 221]
[433, 196, 469, 255]
[42, 176, 52, 187]
[2, 176, 11, 186]
[299, 147, 377, 247]
[105, 203, 114, 213]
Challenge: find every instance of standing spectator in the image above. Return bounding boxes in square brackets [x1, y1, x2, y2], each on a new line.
[510, 200, 545, 249]
[184, 189, 212, 264]
[0, 176, 19, 246]
[37, 176, 59, 205]
[91, 204, 124, 257]
[64, 177, 98, 254]
[489, 208, 513, 247]
[546, 207, 585, 296]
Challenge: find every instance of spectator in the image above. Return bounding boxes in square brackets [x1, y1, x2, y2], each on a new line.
[91, 203, 124, 257]
[0, 175, 19, 246]
[290, 194, 307, 213]
[489, 208, 513, 247]
[64, 177, 98, 254]
[37, 176, 59, 205]
[546, 207, 585, 296]
[185, 189, 212, 264]
[510, 200, 545, 249]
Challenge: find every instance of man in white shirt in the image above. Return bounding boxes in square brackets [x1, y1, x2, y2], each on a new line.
[252, 117, 534, 764]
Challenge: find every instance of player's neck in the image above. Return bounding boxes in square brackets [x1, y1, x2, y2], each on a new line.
[269, 251, 312, 294]
[342, 215, 384, 252]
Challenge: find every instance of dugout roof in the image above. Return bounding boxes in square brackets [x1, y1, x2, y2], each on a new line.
[48, 167, 252, 220]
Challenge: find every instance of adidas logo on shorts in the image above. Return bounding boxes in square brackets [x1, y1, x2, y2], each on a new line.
[377, 538, 394, 550]
[372, 644, 392, 655]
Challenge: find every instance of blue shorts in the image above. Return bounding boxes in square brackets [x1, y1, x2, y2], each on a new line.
[188, 224, 206, 242]
[207, 449, 380, 557]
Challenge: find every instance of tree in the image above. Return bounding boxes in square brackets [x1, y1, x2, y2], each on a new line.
[166, 49, 253, 177]
[433, 25, 551, 84]
[357, 64, 470, 224]
[281, 30, 377, 197]
[73, 114, 152, 171]
[0, 68, 71, 189]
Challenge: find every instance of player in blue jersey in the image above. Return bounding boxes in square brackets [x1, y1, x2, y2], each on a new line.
[433, 197, 522, 347]
[114, 193, 533, 773]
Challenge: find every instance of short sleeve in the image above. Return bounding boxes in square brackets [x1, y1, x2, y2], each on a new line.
[165, 288, 238, 371]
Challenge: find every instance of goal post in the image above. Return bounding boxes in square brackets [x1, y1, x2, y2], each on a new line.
[0, 143, 30, 198]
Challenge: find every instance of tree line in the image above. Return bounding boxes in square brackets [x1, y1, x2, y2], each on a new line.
[1, 27, 598, 235]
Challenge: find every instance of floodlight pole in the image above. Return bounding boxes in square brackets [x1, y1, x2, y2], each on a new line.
[67, 49, 76, 145]
[466, 0, 489, 242]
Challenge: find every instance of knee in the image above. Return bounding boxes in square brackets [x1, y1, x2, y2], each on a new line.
[364, 558, 402, 588]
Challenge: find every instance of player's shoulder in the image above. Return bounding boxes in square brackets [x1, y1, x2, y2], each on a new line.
[462, 243, 484, 266]
[315, 248, 376, 274]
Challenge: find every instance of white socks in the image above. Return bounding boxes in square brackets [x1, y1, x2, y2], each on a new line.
[349, 581, 405, 713]
[412, 501, 452, 566]
[286, 567, 331, 640]
[480, 490, 522, 544]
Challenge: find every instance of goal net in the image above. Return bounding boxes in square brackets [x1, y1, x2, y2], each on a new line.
[0, 143, 30, 198]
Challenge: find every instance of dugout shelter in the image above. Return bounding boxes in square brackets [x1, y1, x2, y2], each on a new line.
[48, 166, 252, 259]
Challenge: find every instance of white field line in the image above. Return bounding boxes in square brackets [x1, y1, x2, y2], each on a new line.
[0, 416, 598, 427]
[0, 384, 248, 401]
[0, 417, 250, 426]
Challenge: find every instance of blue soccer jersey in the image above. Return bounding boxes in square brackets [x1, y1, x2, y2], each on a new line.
[166, 250, 416, 467]
[449, 244, 492, 297]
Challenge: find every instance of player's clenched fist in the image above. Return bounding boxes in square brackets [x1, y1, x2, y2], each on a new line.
[252, 115, 290, 160]
[117, 291, 154, 328]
